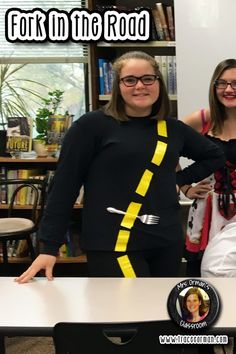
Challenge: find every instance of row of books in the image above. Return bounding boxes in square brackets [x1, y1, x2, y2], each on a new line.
[2, 225, 82, 259]
[0, 185, 84, 261]
[96, 2, 175, 42]
[98, 58, 113, 95]
[98, 55, 177, 96]
[1, 236, 37, 258]
[0, 168, 55, 205]
[152, 3, 175, 41]
[0, 220, 84, 259]
[0, 167, 84, 207]
[0, 224, 84, 259]
[154, 55, 177, 95]
[5, 114, 72, 155]
[0, 211, 84, 260]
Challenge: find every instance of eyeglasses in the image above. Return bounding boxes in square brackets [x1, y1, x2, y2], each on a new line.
[214, 80, 236, 90]
[120, 75, 158, 87]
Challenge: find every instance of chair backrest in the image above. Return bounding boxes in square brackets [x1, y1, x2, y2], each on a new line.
[0, 178, 48, 225]
[53, 320, 177, 354]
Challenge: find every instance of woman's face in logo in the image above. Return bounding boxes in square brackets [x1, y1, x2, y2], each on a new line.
[186, 294, 201, 314]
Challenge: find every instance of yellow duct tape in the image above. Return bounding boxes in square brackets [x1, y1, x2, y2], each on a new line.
[120, 202, 142, 229]
[135, 169, 153, 196]
[115, 230, 130, 252]
[151, 140, 167, 166]
[157, 119, 167, 137]
[117, 255, 136, 278]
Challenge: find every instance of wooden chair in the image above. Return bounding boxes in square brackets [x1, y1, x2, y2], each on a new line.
[53, 320, 183, 354]
[0, 178, 47, 271]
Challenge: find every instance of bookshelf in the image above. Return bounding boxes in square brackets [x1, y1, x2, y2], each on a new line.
[89, 0, 177, 118]
[0, 254, 87, 264]
[0, 156, 58, 172]
[0, 157, 57, 210]
[0, 157, 86, 272]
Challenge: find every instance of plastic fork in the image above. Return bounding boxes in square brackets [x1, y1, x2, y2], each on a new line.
[106, 207, 160, 225]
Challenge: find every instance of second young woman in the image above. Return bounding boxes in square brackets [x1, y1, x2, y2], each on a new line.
[182, 58, 236, 276]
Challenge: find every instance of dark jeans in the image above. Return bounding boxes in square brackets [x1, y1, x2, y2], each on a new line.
[86, 244, 183, 277]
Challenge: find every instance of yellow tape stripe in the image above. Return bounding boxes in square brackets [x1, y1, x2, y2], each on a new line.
[114, 120, 168, 253]
[151, 140, 167, 166]
[114, 202, 141, 252]
[157, 120, 167, 137]
[120, 202, 142, 229]
[117, 255, 136, 278]
[115, 230, 130, 252]
[135, 169, 153, 197]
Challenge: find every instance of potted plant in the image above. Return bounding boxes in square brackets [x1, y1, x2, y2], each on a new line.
[0, 63, 46, 156]
[34, 89, 72, 156]
[35, 89, 64, 141]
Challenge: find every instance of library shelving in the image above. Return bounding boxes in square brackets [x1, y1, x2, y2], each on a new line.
[0, 157, 86, 274]
[88, 0, 177, 118]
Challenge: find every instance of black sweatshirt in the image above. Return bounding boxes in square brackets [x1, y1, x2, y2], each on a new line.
[39, 110, 225, 255]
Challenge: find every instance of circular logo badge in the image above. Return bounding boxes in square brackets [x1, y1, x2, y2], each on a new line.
[167, 279, 220, 331]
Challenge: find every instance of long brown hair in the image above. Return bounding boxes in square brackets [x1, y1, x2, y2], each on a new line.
[103, 51, 170, 122]
[209, 58, 236, 134]
[183, 287, 209, 318]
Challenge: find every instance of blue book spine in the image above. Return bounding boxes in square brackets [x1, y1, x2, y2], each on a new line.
[98, 58, 105, 95]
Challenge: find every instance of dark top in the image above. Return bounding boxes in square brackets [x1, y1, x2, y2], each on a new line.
[206, 136, 236, 165]
[39, 111, 225, 255]
[206, 135, 236, 218]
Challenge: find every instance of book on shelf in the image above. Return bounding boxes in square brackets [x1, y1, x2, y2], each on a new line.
[6, 169, 18, 204]
[8, 239, 25, 257]
[45, 170, 55, 193]
[155, 55, 177, 96]
[152, 8, 165, 41]
[98, 58, 105, 95]
[98, 58, 113, 96]
[15, 239, 29, 257]
[7, 234, 36, 258]
[6, 116, 33, 153]
[172, 56, 177, 95]
[16, 169, 29, 205]
[0, 166, 7, 204]
[7, 240, 18, 257]
[0, 168, 45, 205]
[59, 243, 68, 257]
[166, 5, 175, 41]
[155, 3, 170, 41]
[150, 15, 159, 40]
[167, 55, 174, 95]
[155, 55, 167, 88]
[28, 174, 46, 205]
[47, 114, 72, 152]
[17, 169, 43, 205]
[103, 60, 110, 95]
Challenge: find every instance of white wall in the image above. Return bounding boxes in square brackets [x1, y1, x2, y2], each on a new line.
[175, 0, 236, 120]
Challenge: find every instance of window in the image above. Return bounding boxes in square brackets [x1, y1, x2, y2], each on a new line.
[0, 1, 89, 134]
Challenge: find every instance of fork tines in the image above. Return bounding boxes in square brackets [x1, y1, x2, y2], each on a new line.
[141, 214, 160, 224]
